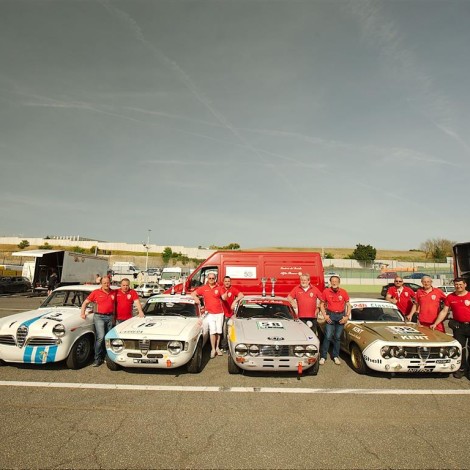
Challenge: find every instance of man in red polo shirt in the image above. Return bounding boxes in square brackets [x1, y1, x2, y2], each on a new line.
[287, 273, 323, 334]
[115, 278, 145, 324]
[431, 277, 470, 379]
[385, 276, 415, 318]
[220, 276, 244, 351]
[320, 275, 350, 365]
[80, 277, 116, 367]
[409, 276, 446, 332]
[191, 272, 224, 359]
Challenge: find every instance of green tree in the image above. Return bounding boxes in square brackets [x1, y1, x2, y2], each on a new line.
[324, 252, 334, 259]
[38, 242, 52, 249]
[162, 247, 173, 265]
[351, 244, 377, 265]
[17, 240, 30, 250]
[70, 246, 86, 254]
[419, 238, 454, 260]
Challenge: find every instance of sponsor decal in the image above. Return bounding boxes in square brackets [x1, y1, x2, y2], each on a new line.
[401, 335, 429, 340]
[309, 293, 314, 298]
[352, 326, 363, 334]
[431, 295, 436, 300]
[465, 300, 470, 307]
[268, 336, 285, 341]
[363, 355, 382, 364]
[387, 326, 422, 335]
[127, 294, 131, 300]
[244, 299, 286, 305]
[257, 321, 284, 330]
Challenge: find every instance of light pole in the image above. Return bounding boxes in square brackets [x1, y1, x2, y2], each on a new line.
[143, 229, 151, 273]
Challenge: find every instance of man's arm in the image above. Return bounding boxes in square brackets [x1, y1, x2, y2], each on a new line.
[430, 306, 450, 329]
[385, 291, 397, 304]
[80, 299, 91, 320]
[134, 298, 145, 318]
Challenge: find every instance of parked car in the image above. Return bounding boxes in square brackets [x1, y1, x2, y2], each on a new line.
[0, 285, 98, 368]
[105, 294, 209, 373]
[377, 272, 398, 279]
[404, 272, 430, 279]
[226, 295, 320, 376]
[134, 282, 161, 298]
[0, 276, 32, 294]
[438, 285, 455, 296]
[317, 298, 461, 375]
[381, 282, 421, 299]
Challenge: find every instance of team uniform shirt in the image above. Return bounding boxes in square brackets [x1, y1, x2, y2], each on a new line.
[288, 285, 324, 318]
[221, 286, 241, 318]
[322, 287, 349, 313]
[415, 287, 446, 324]
[194, 284, 224, 314]
[445, 292, 470, 322]
[86, 288, 116, 315]
[386, 286, 415, 315]
[115, 289, 139, 321]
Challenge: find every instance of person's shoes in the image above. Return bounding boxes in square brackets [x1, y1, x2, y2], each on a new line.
[453, 369, 465, 379]
[210, 350, 216, 359]
[216, 349, 223, 356]
[92, 360, 102, 367]
[319, 358, 326, 365]
[333, 357, 341, 365]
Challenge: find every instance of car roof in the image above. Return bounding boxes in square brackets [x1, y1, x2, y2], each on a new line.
[53, 284, 116, 293]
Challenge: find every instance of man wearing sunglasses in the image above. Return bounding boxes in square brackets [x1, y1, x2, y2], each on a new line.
[191, 272, 224, 358]
[385, 277, 415, 319]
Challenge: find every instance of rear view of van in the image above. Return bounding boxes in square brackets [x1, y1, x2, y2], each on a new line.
[170, 251, 324, 297]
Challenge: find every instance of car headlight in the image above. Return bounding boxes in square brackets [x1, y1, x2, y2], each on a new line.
[381, 346, 392, 359]
[294, 345, 305, 357]
[110, 338, 124, 353]
[439, 347, 448, 358]
[391, 346, 406, 359]
[249, 345, 260, 356]
[52, 324, 66, 337]
[448, 346, 460, 358]
[305, 344, 318, 357]
[168, 341, 183, 355]
[235, 344, 248, 357]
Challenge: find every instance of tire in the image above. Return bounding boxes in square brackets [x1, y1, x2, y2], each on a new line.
[66, 335, 93, 369]
[186, 339, 203, 373]
[350, 343, 368, 375]
[105, 355, 121, 371]
[228, 353, 241, 374]
[305, 358, 320, 376]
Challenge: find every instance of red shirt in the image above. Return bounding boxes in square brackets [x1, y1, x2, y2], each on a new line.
[221, 286, 241, 318]
[115, 289, 139, 321]
[322, 287, 349, 313]
[445, 291, 470, 322]
[415, 288, 446, 324]
[288, 285, 324, 318]
[87, 288, 116, 315]
[194, 284, 224, 314]
[386, 286, 415, 315]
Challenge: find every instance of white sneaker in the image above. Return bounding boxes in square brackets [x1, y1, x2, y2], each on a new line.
[333, 357, 341, 365]
[319, 358, 325, 365]
[210, 350, 216, 359]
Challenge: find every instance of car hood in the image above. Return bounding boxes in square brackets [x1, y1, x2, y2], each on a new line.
[0, 307, 82, 331]
[233, 318, 317, 344]
[109, 316, 200, 339]
[351, 322, 454, 343]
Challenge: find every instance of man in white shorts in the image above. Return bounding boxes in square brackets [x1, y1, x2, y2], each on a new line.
[191, 273, 224, 358]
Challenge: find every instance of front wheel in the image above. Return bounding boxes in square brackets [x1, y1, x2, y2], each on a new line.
[186, 340, 203, 373]
[350, 344, 368, 375]
[105, 355, 121, 371]
[304, 359, 320, 376]
[66, 335, 93, 369]
[228, 353, 241, 374]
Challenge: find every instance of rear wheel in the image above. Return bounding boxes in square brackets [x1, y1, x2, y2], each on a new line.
[66, 335, 93, 369]
[105, 355, 121, 371]
[350, 344, 368, 375]
[228, 353, 241, 374]
[186, 339, 203, 373]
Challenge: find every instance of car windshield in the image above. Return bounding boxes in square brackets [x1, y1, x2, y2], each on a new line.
[161, 272, 180, 280]
[41, 290, 87, 308]
[144, 301, 197, 317]
[236, 303, 294, 320]
[351, 305, 404, 322]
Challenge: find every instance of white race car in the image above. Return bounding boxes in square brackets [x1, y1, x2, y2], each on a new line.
[227, 296, 320, 376]
[0, 285, 97, 369]
[105, 294, 209, 373]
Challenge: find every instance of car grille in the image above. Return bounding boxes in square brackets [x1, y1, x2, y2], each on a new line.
[16, 326, 28, 348]
[0, 335, 16, 345]
[401, 346, 443, 360]
[27, 337, 59, 346]
[259, 345, 291, 357]
[122, 339, 173, 351]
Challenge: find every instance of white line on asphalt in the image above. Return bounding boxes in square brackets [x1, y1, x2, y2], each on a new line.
[1, 381, 470, 395]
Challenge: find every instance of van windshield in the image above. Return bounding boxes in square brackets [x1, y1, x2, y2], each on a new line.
[161, 272, 180, 280]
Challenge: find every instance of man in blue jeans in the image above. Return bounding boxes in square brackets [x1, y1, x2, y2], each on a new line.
[80, 277, 116, 367]
[320, 276, 351, 365]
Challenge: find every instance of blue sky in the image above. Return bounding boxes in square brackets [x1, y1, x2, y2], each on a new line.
[1, 0, 469, 250]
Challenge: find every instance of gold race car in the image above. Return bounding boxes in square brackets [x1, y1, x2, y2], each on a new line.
[318, 298, 461, 375]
